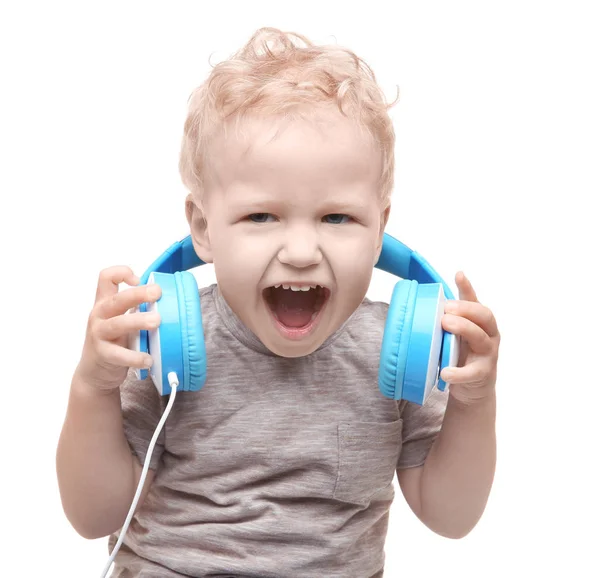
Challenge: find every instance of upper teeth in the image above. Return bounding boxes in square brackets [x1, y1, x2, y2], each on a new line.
[274, 284, 317, 291]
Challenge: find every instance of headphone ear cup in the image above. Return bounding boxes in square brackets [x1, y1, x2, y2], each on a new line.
[174, 271, 207, 392]
[379, 279, 418, 400]
[400, 283, 447, 404]
[379, 281, 449, 405]
[143, 271, 206, 395]
[144, 272, 180, 395]
[438, 328, 459, 391]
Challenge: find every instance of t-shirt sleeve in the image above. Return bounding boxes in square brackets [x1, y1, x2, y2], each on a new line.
[397, 385, 449, 469]
[120, 368, 167, 471]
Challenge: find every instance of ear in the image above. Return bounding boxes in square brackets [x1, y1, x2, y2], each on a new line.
[374, 204, 391, 264]
[185, 194, 214, 263]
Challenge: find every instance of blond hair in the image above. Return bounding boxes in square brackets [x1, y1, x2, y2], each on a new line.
[179, 27, 398, 207]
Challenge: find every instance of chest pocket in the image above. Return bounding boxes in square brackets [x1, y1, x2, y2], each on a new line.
[333, 419, 403, 506]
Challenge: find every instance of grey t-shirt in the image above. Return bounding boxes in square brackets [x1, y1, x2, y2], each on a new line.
[109, 284, 448, 577]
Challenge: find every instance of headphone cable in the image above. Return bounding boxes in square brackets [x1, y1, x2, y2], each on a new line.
[99, 371, 179, 578]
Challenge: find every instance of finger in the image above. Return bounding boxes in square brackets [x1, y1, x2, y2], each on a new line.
[456, 271, 478, 303]
[97, 311, 161, 341]
[444, 300, 499, 338]
[96, 283, 162, 320]
[95, 266, 140, 303]
[442, 313, 494, 355]
[97, 341, 154, 369]
[440, 359, 490, 385]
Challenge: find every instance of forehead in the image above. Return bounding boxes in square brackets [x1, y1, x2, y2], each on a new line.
[205, 110, 382, 193]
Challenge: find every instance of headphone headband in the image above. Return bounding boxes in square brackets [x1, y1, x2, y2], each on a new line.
[376, 234, 455, 300]
[140, 236, 201, 284]
[141, 233, 455, 300]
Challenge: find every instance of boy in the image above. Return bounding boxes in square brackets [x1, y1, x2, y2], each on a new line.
[56, 28, 500, 577]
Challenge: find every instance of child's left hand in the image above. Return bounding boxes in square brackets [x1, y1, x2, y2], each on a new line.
[439, 272, 500, 405]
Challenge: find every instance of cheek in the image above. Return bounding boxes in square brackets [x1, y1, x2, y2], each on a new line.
[330, 233, 378, 270]
[327, 237, 376, 298]
[211, 233, 272, 284]
[332, 252, 374, 298]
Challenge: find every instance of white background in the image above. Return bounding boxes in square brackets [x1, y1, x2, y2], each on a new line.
[1, 1, 598, 576]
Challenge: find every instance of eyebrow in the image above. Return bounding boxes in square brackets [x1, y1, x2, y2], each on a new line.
[230, 197, 372, 213]
[323, 199, 371, 212]
[224, 182, 376, 213]
[228, 197, 281, 211]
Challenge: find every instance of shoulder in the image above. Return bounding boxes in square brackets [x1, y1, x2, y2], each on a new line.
[356, 297, 389, 321]
[198, 282, 218, 303]
[330, 297, 389, 358]
[197, 283, 219, 322]
[347, 297, 389, 336]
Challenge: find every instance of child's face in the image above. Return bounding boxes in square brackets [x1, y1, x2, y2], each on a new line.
[189, 110, 388, 357]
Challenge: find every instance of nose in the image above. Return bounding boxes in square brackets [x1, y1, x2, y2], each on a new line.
[277, 227, 323, 268]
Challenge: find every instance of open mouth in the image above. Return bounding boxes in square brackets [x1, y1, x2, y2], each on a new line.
[263, 284, 330, 330]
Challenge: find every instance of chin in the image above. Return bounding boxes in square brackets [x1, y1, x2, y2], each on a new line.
[263, 337, 326, 358]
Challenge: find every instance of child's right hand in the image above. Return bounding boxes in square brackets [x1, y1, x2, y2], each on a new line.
[75, 266, 162, 393]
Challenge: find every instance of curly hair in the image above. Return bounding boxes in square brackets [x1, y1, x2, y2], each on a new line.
[179, 27, 398, 208]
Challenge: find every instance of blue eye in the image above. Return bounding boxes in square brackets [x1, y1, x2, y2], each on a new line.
[323, 214, 350, 224]
[248, 213, 275, 223]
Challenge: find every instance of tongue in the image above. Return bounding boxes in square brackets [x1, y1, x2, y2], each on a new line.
[272, 288, 317, 328]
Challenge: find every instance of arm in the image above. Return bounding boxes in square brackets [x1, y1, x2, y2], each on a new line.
[398, 392, 496, 538]
[56, 371, 155, 539]
[56, 266, 163, 539]
[398, 271, 499, 539]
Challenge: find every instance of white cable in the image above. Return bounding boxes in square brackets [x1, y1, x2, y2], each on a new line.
[99, 371, 180, 578]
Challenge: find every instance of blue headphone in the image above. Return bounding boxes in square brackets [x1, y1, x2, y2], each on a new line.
[131, 232, 458, 405]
